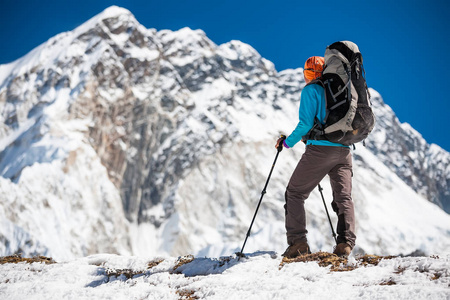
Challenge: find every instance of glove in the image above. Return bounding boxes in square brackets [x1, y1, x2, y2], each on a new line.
[275, 136, 289, 150]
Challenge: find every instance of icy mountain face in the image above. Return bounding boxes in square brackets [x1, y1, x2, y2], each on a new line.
[0, 6, 449, 259]
[365, 90, 450, 212]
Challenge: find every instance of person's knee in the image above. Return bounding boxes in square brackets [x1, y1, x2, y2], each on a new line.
[285, 185, 310, 202]
[332, 197, 354, 213]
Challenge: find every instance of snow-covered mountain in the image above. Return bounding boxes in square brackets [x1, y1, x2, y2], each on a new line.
[366, 90, 450, 212]
[0, 6, 449, 260]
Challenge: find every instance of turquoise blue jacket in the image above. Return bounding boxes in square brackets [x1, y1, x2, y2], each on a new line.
[284, 84, 348, 148]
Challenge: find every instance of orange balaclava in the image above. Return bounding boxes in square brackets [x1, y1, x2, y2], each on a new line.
[303, 56, 324, 83]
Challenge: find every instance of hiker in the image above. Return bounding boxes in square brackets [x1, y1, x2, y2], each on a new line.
[276, 55, 355, 258]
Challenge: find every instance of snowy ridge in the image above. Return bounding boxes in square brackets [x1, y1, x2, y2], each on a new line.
[0, 6, 449, 261]
[366, 89, 450, 212]
[0, 6, 132, 84]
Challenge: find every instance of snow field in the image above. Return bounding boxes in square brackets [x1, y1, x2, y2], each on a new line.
[1, 252, 449, 300]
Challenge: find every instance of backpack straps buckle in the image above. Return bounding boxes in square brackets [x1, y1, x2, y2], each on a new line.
[303, 117, 325, 141]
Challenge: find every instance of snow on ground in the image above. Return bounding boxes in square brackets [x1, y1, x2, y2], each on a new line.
[0, 252, 448, 300]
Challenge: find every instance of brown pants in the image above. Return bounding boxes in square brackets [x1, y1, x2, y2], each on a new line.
[285, 145, 356, 248]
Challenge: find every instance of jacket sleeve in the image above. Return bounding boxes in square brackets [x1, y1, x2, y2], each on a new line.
[284, 85, 319, 148]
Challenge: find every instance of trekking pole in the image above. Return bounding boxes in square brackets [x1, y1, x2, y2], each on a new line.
[236, 135, 286, 260]
[318, 184, 338, 245]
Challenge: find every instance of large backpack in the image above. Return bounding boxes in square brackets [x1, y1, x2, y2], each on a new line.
[306, 41, 375, 146]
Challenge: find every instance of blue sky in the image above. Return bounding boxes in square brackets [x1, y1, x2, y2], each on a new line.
[1, 0, 449, 151]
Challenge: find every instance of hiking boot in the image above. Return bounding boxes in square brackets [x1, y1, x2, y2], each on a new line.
[282, 242, 311, 259]
[333, 243, 352, 257]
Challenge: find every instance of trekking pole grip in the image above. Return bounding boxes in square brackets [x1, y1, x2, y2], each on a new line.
[277, 135, 286, 152]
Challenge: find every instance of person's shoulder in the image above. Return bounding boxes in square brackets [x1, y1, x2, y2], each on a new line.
[303, 81, 324, 94]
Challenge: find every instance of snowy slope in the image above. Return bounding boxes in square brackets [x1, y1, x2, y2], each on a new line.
[366, 89, 450, 212]
[0, 6, 449, 261]
[0, 253, 449, 300]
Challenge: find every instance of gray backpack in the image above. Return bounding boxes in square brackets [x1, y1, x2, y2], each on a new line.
[306, 41, 375, 146]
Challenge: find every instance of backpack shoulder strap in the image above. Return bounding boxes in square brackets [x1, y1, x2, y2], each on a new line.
[307, 78, 324, 87]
